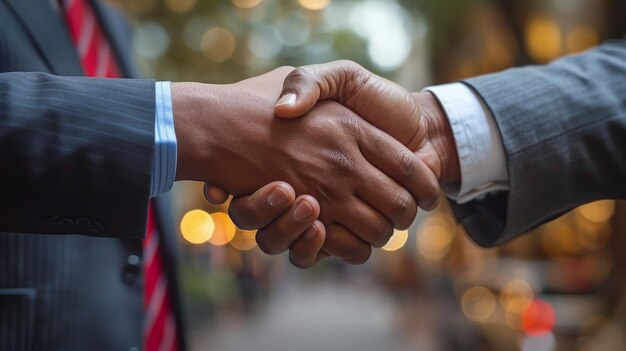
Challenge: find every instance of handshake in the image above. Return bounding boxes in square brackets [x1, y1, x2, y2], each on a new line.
[173, 60, 460, 268]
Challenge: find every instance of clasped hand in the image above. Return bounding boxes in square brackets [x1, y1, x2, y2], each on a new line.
[174, 61, 459, 267]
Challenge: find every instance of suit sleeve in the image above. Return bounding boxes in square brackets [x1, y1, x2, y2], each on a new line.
[450, 38, 626, 247]
[0, 72, 155, 239]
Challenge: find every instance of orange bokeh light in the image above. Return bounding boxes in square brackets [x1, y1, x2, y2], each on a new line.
[521, 299, 556, 336]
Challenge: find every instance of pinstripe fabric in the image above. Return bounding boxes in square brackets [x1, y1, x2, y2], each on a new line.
[0, 72, 155, 238]
[0, 232, 145, 350]
[0, 0, 167, 349]
[450, 39, 626, 247]
[57, 3, 179, 348]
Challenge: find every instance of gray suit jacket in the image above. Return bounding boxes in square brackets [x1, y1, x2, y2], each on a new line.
[0, 0, 186, 350]
[451, 38, 626, 247]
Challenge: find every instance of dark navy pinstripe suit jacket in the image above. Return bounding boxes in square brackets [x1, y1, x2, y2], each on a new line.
[0, 0, 186, 349]
[452, 39, 626, 247]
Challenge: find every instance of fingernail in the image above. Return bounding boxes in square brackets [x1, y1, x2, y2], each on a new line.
[294, 200, 313, 221]
[420, 198, 439, 211]
[276, 93, 296, 106]
[268, 187, 290, 207]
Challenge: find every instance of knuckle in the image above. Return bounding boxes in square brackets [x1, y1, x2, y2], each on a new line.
[336, 60, 364, 76]
[396, 149, 416, 181]
[342, 115, 362, 138]
[336, 59, 358, 67]
[393, 191, 412, 214]
[393, 191, 417, 228]
[405, 92, 421, 121]
[287, 67, 313, 82]
[340, 63, 371, 103]
[328, 149, 355, 173]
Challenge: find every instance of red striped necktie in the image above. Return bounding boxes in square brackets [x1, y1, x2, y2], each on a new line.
[59, 1, 179, 350]
[60, 0, 120, 78]
[144, 203, 179, 351]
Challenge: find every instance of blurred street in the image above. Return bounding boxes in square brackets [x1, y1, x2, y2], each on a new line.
[191, 276, 437, 351]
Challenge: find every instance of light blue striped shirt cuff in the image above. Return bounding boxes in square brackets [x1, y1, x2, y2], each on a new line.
[151, 81, 177, 197]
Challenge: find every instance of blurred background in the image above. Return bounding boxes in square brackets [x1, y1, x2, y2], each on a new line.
[106, 0, 626, 350]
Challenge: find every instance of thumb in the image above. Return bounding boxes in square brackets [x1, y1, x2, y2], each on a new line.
[274, 67, 322, 118]
[273, 61, 422, 149]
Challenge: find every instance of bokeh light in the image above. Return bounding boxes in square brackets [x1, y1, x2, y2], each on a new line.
[201, 27, 237, 62]
[249, 24, 282, 59]
[382, 229, 408, 252]
[277, 12, 311, 47]
[180, 209, 215, 244]
[461, 286, 497, 322]
[298, 0, 331, 11]
[209, 212, 237, 246]
[576, 221, 612, 250]
[417, 213, 456, 260]
[231, 0, 263, 9]
[133, 21, 170, 60]
[577, 200, 615, 223]
[541, 222, 581, 256]
[230, 229, 258, 251]
[417, 225, 453, 260]
[525, 17, 561, 63]
[350, 0, 412, 71]
[500, 279, 534, 314]
[505, 311, 522, 330]
[521, 299, 556, 336]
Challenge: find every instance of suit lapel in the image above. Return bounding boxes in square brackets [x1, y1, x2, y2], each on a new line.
[4, 0, 83, 76]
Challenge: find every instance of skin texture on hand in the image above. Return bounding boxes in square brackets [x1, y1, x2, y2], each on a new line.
[172, 68, 437, 264]
[411, 92, 460, 185]
[274, 60, 461, 186]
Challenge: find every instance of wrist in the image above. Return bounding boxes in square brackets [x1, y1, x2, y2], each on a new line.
[413, 92, 461, 185]
[171, 82, 222, 181]
[171, 81, 276, 190]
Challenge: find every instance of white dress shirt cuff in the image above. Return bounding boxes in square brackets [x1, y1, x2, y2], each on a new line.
[425, 83, 509, 204]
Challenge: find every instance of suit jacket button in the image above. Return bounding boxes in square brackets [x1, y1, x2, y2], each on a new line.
[123, 254, 141, 285]
[127, 254, 141, 267]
